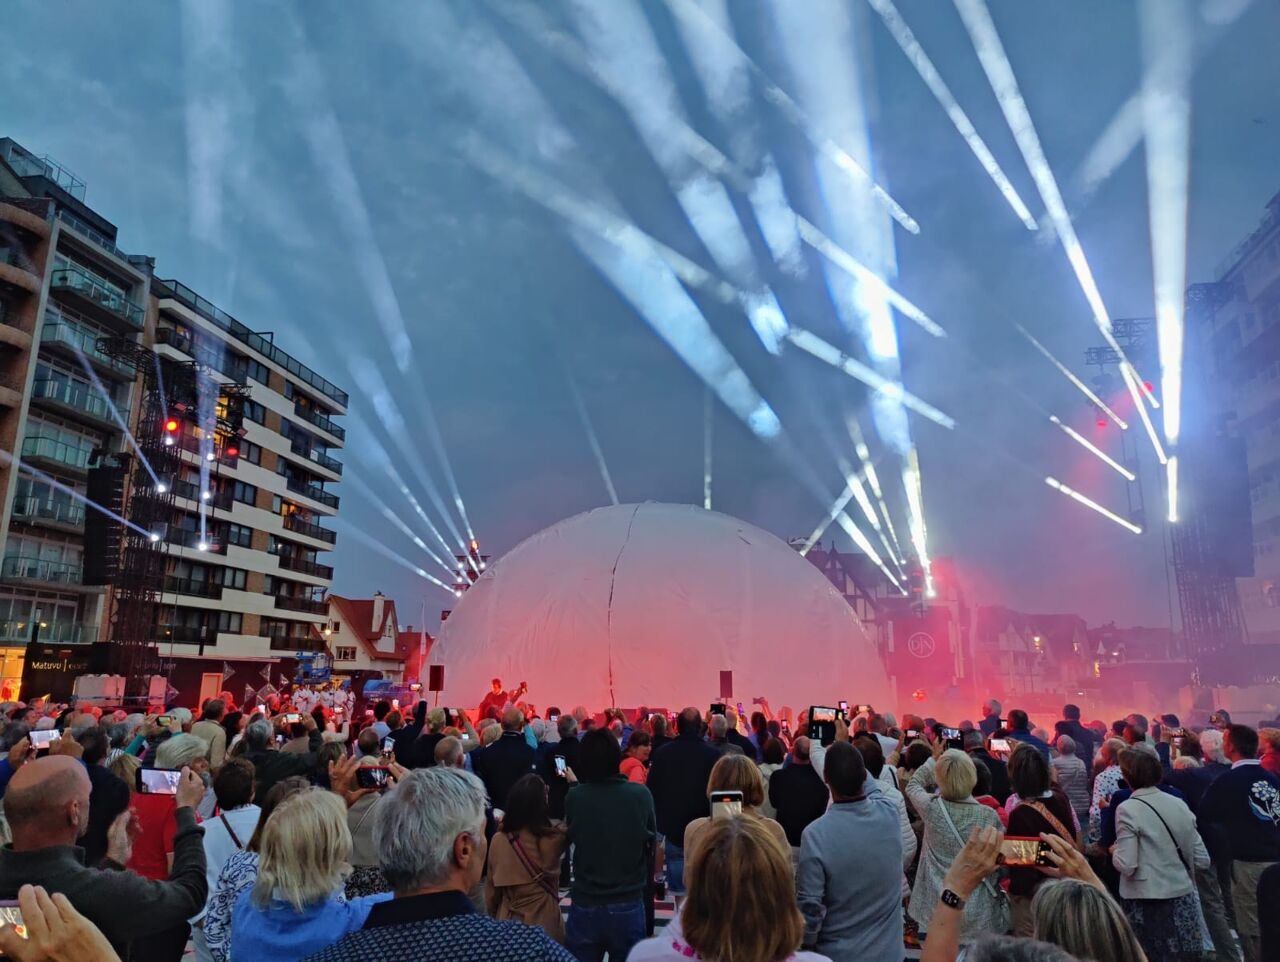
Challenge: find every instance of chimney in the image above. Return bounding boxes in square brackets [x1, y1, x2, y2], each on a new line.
[372, 592, 385, 632]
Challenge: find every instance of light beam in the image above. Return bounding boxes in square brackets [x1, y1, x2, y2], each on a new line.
[1045, 476, 1143, 535]
[1049, 415, 1137, 481]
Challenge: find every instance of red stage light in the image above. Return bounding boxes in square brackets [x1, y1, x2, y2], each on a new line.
[164, 419, 179, 432]
[1096, 418, 1107, 428]
[1143, 381, 1154, 393]
[225, 446, 239, 458]
[912, 688, 927, 702]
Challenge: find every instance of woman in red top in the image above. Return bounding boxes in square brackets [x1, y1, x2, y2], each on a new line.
[620, 731, 652, 784]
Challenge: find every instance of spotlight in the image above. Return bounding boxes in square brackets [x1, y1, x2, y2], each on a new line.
[156, 483, 168, 494]
[225, 445, 239, 459]
[454, 590, 462, 598]
[1143, 381, 1154, 394]
[163, 437, 175, 447]
[201, 491, 211, 501]
[197, 541, 209, 552]
[164, 419, 179, 433]
[149, 533, 161, 543]
[206, 452, 216, 462]
[479, 562, 486, 571]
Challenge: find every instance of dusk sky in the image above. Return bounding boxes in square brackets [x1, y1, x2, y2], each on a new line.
[3, 0, 1277, 630]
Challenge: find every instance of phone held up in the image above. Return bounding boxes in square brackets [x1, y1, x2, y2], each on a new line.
[1000, 837, 1053, 867]
[711, 790, 744, 821]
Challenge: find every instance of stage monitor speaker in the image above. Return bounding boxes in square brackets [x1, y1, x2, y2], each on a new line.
[428, 664, 445, 692]
[1213, 435, 1254, 578]
[719, 670, 733, 699]
[83, 465, 127, 585]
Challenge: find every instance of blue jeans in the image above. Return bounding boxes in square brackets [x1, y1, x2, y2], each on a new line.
[663, 838, 686, 895]
[565, 899, 646, 962]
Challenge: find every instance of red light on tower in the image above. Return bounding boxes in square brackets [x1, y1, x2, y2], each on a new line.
[1096, 418, 1107, 429]
[912, 689, 927, 702]
[164, 419, 179, 432]
[1143, 381, 1154, 394]
[224, 445, 240, 459]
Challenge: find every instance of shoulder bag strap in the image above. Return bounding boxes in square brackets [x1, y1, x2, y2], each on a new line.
[1024, 800, 1080, 850]
[1128, 796, 1193, 880]
[219, 813, 244, 850]
[506, 832, 560, 901]
[937, 800, 1003, 901]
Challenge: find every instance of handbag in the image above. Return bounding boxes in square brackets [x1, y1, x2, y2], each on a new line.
[1023, 799, 1081, 850]
[506, 832, 561, 901]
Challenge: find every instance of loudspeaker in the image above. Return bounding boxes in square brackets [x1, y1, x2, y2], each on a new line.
[83, 465, 127, 585]
[719, 670, 733, 699]
[428, 664, 445, 692]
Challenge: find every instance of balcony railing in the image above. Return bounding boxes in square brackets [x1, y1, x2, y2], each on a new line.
[157, 624, 218, 645]
[19, 435, 93, 471]
[283, 514, 337, 545]
[153, 278, 348, 407]
[166, 529, 228, 555]
[30, 378, 124, 424]
[273, 594, 328, 615]
[1, 556, 83, 586]
[288, 438, 344, 476]
[163, 577, 224, 599]
[277, 555, 334, 580]
[170, 479, 232, 510]
[56, 208, 129, 261]
[268, 630, 326, 653]
[0, 619, 91, 645]
[11, 497, 86, 529]
[40, 319, 136, 378]
[285, 476, 340, 510]
[292, 404, 346, 441]
[49, 267, 144, 329]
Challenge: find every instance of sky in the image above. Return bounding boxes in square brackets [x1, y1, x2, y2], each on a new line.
[2, 0, 1278, 631]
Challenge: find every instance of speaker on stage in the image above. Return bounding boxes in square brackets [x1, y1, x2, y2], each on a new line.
[428, 664, 445, 692]
[719, 670, 733, 700]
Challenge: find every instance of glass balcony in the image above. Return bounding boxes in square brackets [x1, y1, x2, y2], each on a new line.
[50, 267, 144, 329]
[10, 496, 86, 529]
[0, 619, 91, 644]
[170, 479, 232, 510]
[166, 529, 228, 555]
[1, 556, 83, 586]
[277, 555, 334, 580]
[288, 438, 343, 476]
[157, 624, 218, 645]
[269, 629, 325, 653]
[55, 208, 128, 260]
[293, 404, 345, 441]
[273, 594, 328, 616]
[30, 378, 124, 425]
[20, 435, 93, 472]
[163, 577, 224, 599]
[283, 514, 338, 545]
[285, 476, 340, 510]
[40, 316, 135, 378]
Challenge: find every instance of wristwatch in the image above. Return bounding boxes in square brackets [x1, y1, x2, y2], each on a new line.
[940, 888, 966, 910]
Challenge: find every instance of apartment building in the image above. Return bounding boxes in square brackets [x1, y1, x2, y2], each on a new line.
[0, 136, 347, 703]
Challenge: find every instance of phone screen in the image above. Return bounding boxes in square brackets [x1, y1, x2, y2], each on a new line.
[549, 713, 559, 722]
[382, 736, 396, 754]
[709, 703, 726, 716]
[855, 704, 873, 715]
[555, 756, 567, 776]
[710, 790, 743, 820]
[989, 738, 1011, 756]
[838, 700, 850, 714]
[808, 706, 838, 745]
[356, 767, 391, 790]
[137, 768, 181, 795]
[157, 715, 172, 727]
[0, 901, 26, 940]
[284, 713, 302, 724]
[29, 729, 60, 751]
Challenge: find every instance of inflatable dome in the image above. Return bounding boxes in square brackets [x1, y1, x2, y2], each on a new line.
[431, 503, 891, 714]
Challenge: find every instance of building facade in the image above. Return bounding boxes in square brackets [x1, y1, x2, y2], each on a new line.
[0, 136, 347, 703]
[313, 592, 432, 686]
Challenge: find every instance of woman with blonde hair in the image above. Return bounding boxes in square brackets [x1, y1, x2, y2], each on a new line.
[228, 788, 391, 962]
[906, 748, 1008, 942]
[683, 753, 787, 863]
[1033, 877, 1149, 962]
[629, 816, 830, 962]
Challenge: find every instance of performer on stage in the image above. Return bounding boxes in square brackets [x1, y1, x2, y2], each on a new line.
[478, 677, 528, 718]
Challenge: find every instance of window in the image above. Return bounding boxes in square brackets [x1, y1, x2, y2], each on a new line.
[245, 359, 270, 385]
[232, 481, 257, 505]
[240, 441, 262, 466]
[243, 400, 266, 424]
[221, 567, 248, 590]
[334, 646, 357, 661]
[226, 524, 253, 549]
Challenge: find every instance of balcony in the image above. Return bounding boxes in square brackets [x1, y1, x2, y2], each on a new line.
[283, 514, 338, 545]
[0, 246, 40, 296]
[293, 403, 345, 442]
[166, 529, 229, 555]
[163, 577, 224, 600]
[288, 438, 343, 477]
[30, 378, 125, 429]
[273, 594, 328, 616]
[40, 316, 136, 380]
[1, 556, 84, 588]
[10, 497, 86, 532]
[277, 555, 334, 580]
[157, 624, 218, 645]
[49, 267, 144, 330]
[56, 208, 129, 262]
[268, 629, 326, 653]
[0, 620, 92, 645]
[285, 475, 340, 510]
[19, 435, 93, 475]
[170, 479, 232, 510]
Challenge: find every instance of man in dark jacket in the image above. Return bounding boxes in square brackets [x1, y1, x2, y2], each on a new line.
[0, 755, 208, 960]
[768, 736, 831, 848]
[1006, 709, 1051, 762]
[541, 716, 583, 821]
[391, 700, 428, 766]
[242, 716, 322, 796]
[723, 708, 759, 761]
[1059, 704, 1097, 766]
[74, 728, 130, 866]
[963, 731, 1011, 804]
[471, 708, 535, 810]
[646, 707, 720, 901]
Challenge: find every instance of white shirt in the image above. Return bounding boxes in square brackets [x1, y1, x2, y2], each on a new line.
[192, 803, 261, 922]
[1233, 759, 1262, 769]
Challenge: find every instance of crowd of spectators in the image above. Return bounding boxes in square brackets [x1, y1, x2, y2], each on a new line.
[2, 690, 1279, 962]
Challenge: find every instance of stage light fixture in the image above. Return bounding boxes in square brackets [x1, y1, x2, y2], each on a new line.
[197, 541, 209, 552]
[156, 483, 168, 494]
[149, 533, 161, 543]
[165, 419, 180, 432]
[201, 490, 211, 501]
[163, 437, 175, 447]
[1096, 418, 1108, 429]
[1044, 476, 1142, 534]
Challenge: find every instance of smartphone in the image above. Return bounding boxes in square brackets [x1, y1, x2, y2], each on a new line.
[711, 789, 744, 820]
[555, 756, 568, 777]
[989, 738, 1012, 756]
[838, 700, 850, 714]
[157, 715, 172, 727]
[275, 734, 286, 745]
[1173, 735, 1184, 751]
[284, 713, 302, 724]
[1000, 837, 1054, 866]
[29, 729, 60, 753]
[709, 703, 726, 716]
[0, 900, 26, 940]
[736, 702, 745, 715]
[549, 713, 560, 723]
[462, 733, 470, 741]
[808, 706, 838, 745]
[382, 736, 396, 755]
[355, 766, 392, 790]
[780, 719, 790, 731]
[941, 726, 964, 750]
[854, 704, 873, 715]
[334, 707, 343, 715]
[136, 768, 182, 795]
[906, 729, 921, 740]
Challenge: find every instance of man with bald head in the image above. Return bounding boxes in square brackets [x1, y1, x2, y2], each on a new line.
[768, 736, 831, 855]
[0, 755, 209, 959]
[470, 707, 535, 810]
